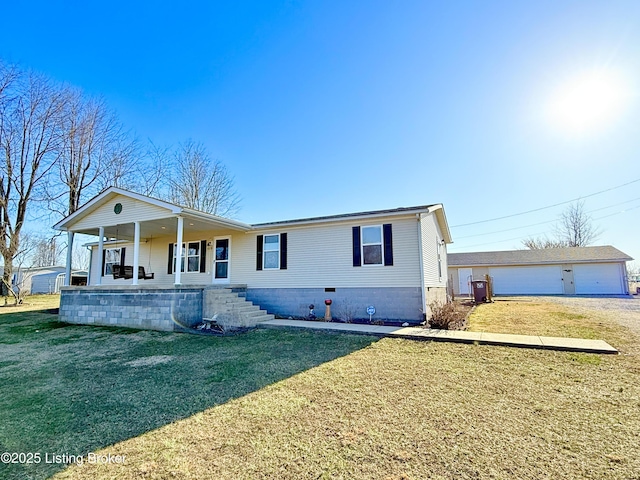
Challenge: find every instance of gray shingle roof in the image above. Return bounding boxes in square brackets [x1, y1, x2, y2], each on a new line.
[252, 205, 438, 227]
[448, 246, 633, 267]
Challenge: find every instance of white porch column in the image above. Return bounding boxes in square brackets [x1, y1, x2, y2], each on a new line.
[96, 227, 105, 286]
[64, 232, 74, 286]
[175, 216, 184, 285]
[132, 221, 141, 286]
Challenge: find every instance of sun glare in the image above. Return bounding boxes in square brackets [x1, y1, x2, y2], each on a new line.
[546, 70, 631, 136]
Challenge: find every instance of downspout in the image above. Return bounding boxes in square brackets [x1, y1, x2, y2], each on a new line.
[416, 213, 427, 322]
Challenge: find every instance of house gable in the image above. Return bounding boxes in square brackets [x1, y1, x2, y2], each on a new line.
[71, 193, 177, 231]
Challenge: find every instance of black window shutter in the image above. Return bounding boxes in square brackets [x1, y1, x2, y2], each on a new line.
[383, 224, 393, 266]
[102, 249, 106, 276]
[167, 243, 174, 274]
[200, 240, 207, 273]
[352, 226, 361, 267]
[256, 235, 263, 271]
[120, 247, 126, 267]
[280, 233, 287, 270]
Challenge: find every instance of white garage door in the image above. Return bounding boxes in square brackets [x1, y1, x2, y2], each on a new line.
[574, 263, 624, 294]
[489, 266, 564, 295]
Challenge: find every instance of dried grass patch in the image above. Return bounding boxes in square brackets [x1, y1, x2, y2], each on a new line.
[467, 298, 635, 352]
[56, 334, 640, 480]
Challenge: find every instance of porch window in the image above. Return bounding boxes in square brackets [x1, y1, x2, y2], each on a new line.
[103, 248, 124, 276]
[173, 241, 201, 273]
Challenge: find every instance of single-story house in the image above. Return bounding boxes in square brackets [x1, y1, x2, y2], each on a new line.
[54, 187, 452, 331]
[448, 246, 634, 296]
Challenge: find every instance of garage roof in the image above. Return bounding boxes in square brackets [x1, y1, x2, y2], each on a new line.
[449, 246, 633, 267]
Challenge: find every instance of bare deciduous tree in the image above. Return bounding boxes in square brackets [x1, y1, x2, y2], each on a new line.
[121, 141, 171, 198]
[522, 201, 601, 250]
[71, 240, 90, 270]
[555, 200, 601, 247]
[30, 235, 61, 267]
[0, 62, 66, 304]
[521, 236, 568, 249]
[167, 139, 241, 217]
[1, 232, 42, 304]
[49, 90, 136, 217]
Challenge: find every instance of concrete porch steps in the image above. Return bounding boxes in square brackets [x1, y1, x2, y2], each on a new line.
[203, 288, 274, 329]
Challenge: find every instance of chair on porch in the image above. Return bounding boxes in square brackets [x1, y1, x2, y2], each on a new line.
[138, 266, 154, 280]
[112, 265, 154, 280]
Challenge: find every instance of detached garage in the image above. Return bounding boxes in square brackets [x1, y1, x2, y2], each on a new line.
[449, 246, 633, 296]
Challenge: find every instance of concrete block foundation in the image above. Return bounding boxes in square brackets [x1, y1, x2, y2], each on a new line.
[245, 286, 438, 324]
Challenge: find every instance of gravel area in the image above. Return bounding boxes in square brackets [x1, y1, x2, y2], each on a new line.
[525, 295, 640, 336]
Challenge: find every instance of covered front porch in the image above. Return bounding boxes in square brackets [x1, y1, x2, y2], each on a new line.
[54, 188, 275, 332]
[54, 187, 252, 289]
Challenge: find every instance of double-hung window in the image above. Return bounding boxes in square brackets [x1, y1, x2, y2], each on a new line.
[103, 248, 123, 276]
[361, 226, 383, 265]
[263, 235, 280, 269]
[352, 224, 393, 267]
[173, 241, 201, 273]
[256, 233, 288, 271]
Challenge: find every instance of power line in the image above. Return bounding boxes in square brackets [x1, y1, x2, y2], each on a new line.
[449, 203, 640, 251]
[593, 204, 640, 221]
[453, 197, 640, 240]
[454, 219, 557, 240]
[450, 177, 640, 228]
[449, 231, 551, 250]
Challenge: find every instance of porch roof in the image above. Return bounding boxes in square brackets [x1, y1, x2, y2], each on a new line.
[53, 187, 252, 240]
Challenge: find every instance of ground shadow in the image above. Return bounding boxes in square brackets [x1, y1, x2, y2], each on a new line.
[0, 310, 378, 480]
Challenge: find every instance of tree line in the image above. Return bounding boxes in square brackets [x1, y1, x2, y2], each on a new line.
[0, 60, 240, 302]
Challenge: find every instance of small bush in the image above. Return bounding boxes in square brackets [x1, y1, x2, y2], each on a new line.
[428, 300, 466, 330]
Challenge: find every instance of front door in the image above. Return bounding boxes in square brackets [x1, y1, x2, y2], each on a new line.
[213, 237, 231, 283]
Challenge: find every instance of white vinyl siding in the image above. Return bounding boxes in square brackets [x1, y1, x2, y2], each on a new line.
[574, 263, 624, 294]
[89, 235, 210, 286]
[72, 195, 175, 231]
[87, 213, 446, 291]
[234, 217, 421, 288]
[490, 266, 564, 295]
[419, 213, 447, 288]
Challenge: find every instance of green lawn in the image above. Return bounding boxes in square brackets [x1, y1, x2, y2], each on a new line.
[3, 296, 640, 479]
[0, 296, 376, 480]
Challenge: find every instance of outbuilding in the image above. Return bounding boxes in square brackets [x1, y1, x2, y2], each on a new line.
[449, 246, 633, 296]
[0, 266, 67, 295]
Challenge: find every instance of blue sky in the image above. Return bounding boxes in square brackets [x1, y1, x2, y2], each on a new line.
[2, 0, 639, 264]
